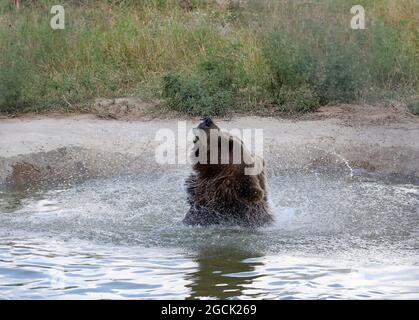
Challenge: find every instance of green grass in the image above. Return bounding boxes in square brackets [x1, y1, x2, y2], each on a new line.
[407, 99, 419, 115]
[0, 0, 418, 115]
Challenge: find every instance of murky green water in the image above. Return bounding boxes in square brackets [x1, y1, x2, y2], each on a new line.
[0, 169, 418, 299]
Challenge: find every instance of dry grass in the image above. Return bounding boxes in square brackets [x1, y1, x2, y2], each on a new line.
[0, 0, 417, 114]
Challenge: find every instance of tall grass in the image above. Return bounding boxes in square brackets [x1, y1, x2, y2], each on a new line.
[0, 0, 418, 115]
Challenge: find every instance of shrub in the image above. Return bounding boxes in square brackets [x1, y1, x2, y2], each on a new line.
[161, 44, 244, 116]
[407, 100, 419, 115]
[274, 85, 320, 113]
[0, 62, 24, 112]
[262, 30, 367, 108]
[368, 22, 418, 88]
[316, 41, 367, 103]
[162, 73, 234, 116]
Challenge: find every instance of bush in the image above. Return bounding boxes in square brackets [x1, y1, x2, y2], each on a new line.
[262, 30, 367, 109]
[368, 22, 418, 88]
[317, 41, 367, 103]
[407, 100, 419, 115]
[274, 85, 320, 113]
[161, 44, 244, 116]
[162, 73, 234, 116]
[0, 62, 24, 112]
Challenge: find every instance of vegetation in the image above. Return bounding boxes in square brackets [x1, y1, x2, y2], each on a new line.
[0, 0, 418, 115]
[407, 99, 419, 115]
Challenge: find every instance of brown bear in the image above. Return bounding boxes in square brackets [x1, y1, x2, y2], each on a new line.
[183, 118, 274, 227]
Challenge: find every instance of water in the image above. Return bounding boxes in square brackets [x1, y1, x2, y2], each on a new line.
[0, 168, 418, 299]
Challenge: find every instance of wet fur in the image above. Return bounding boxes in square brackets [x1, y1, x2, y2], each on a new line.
[183, 118, 274, 227]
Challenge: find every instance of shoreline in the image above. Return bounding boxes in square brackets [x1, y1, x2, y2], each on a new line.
[1, 104, 418, 187]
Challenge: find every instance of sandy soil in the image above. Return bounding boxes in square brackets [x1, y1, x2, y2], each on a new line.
[1, 104, 418, 186]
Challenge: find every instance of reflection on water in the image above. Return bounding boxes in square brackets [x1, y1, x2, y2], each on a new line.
[0, 238, 196, 299]
[186, 248, 264, 300]
[0, 168, 418, 299]
[0, 192, 24, 213]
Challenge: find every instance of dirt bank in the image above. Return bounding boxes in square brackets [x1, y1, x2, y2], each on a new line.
[1, 105, 418, 187]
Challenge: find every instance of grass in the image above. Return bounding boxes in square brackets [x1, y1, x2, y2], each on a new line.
[407, 99, 419, 115]
[0, 0, 418, 115]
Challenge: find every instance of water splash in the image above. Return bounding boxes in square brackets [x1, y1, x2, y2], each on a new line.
[310, 145, 354, 177]
[0, 169, 418, 299]
[329, 150, 354, 178]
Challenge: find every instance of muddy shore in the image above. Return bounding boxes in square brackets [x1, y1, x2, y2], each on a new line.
[1, 104, 418, 187]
